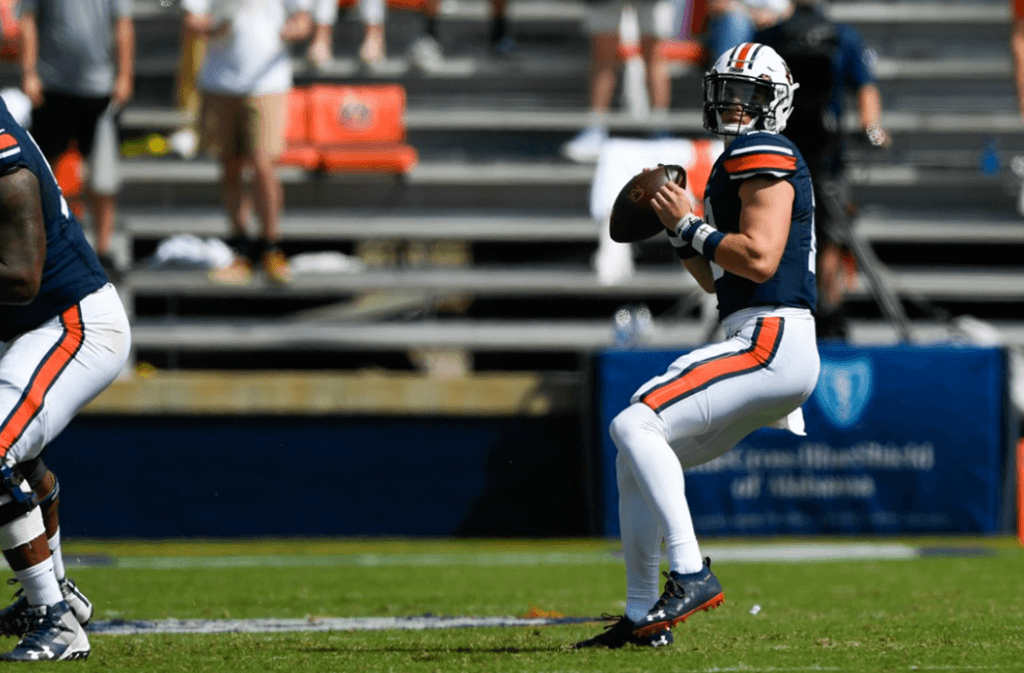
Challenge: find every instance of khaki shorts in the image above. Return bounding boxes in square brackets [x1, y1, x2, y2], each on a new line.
[199, 91, 287, 160]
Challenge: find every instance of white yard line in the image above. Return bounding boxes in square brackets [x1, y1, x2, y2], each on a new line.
[100, 543, 936, 570]
[88, 615, 594, 635]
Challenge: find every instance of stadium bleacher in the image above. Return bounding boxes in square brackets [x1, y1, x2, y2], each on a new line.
[4, 0, 1021, 380]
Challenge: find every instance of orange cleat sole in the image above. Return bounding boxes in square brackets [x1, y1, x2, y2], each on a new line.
[633, 593, 726, 638]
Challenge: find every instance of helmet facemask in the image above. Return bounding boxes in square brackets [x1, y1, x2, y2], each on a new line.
[703, 75, 779, 136]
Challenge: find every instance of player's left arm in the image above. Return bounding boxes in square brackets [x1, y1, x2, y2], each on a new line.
[0, 168, 45, 305]
[717, 176, 793, 283]
[667, 176, 794, 282]
[655, 176, 794, 284]
[113, 15, 135, 107]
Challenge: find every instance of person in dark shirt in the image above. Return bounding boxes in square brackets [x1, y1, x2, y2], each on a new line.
[756, 0, 890, 339]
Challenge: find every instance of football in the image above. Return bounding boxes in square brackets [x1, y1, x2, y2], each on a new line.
[609, 164, 687, 243]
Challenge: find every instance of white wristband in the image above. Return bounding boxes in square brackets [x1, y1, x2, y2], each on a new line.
[673, 213, 703, 238]
[691, 223, 719, 256]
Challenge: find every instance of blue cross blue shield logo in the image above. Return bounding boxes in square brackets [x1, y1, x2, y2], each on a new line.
[814, 356, 873, 428]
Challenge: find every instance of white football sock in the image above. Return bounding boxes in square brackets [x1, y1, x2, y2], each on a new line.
[15, 557, 62, 607]
[48, 529, 65, 582]
[616, 452, 662, 622]
[611, 403, 705, 575]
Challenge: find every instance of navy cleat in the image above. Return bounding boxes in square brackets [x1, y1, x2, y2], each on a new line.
[574, 615, 673, 649]
[0, 601, 90, 661]
[0, 577, 93, 636]
[633, 557, 725, 638]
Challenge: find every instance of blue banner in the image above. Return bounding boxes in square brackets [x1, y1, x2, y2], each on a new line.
[597, 344, 1008, 535]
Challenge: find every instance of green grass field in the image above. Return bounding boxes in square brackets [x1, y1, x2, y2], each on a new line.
[18, 537, 1022, 672]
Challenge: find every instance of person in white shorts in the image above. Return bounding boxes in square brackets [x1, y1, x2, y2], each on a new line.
[576, 42, 820, 649]
[562, 0, 676, 163]
[0, 89, 130, 661]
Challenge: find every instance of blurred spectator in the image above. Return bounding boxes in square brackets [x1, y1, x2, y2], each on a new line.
[408, 0, 515, 70]
[1012, 0, 1024, 121]
[756, 0, 891, 339]
[703, 0, 787, 62]
[182, 0, 313, 286]
[561, 0, 675, 164]
[17, 0, 135, 280]
[171, 0, 335, 158]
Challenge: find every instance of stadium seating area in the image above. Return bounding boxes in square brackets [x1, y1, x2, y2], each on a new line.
[3, 0, 1022, 377]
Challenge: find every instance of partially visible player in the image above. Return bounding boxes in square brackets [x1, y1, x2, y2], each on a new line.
[0, 92, 131, 660]
[576, 43, 819, 648]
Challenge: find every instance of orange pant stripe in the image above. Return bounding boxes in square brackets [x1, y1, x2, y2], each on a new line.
[0, 305, 85, 457]
[641, 317, 784, 413]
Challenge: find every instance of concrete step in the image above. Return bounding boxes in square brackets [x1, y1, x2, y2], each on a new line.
[109, 156, 1021, 215]
[127, 316, 1024, 353]
[122, 264, 1024, 303]
[123, 210, 603, 242]
[119, 208, 1024, 246]
[119, 106, 1024, 137]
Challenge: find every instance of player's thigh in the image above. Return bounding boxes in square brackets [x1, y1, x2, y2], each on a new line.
[629, 337, 748, 435]
[0, 285, 130, 463]
[243, 92, 287, 162]
[670, 398, 795, 470]
[637, 314, 819, 459]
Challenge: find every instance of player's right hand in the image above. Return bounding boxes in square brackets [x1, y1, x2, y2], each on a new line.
[651, 181, 693, 230]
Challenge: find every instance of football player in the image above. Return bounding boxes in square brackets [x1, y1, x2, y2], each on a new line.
[577, 43, 819, 648]
[0, 91, 131, 660]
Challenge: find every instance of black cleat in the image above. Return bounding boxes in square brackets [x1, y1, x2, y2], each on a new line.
[633, 557, 725, 638]
[0, 601, 90, 661]
[574, 614, 673, 649]
[0, 577, 94, 636]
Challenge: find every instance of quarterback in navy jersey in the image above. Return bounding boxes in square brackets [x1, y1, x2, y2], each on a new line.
[577, 43, 821, 649]
[0, 97, 130, 660]
[701, 120, 817, 320]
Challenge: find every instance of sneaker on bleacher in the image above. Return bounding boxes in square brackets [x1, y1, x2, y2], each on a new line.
[261, 249, 293, 285]
[209, 256, 253, 285]
[408, 35, 444, 73]
[561, 125, 608, 163]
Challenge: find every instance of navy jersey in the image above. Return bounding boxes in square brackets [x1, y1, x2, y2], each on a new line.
[702, 131, 817, 321]
[0, 98, 106, 342]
